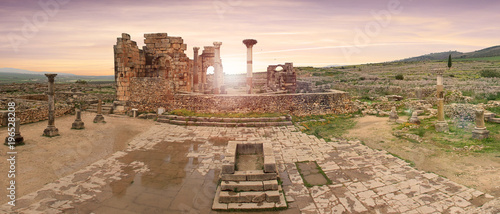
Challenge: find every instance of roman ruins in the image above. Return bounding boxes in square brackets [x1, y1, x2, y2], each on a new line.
[435, 68, 449, 132]
[43, 74, 59, 137]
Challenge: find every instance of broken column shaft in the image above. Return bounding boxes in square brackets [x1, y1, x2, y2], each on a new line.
[243, 39, 257, 94]
[93, 98, 105, 123]
[472, 107, 489, 140]
[435, 69, 449, 132]
[5, 118, 24, 145]
[72, 109, 85, 129]
[43, 74, 59, 137]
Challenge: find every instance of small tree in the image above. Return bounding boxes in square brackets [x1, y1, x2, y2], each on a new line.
[395, 74, 404, 80]
[447, 54, 452, 69]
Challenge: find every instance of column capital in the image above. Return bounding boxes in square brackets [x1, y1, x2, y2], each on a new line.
[193, 47, 200, 52]
[213, 42, 222, 49]
[45, 73, 57, 82]
[243, 39, 257, 48]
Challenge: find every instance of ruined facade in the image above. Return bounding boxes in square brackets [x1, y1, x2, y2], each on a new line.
[266, 63, 297, 93]
[114, 33, 223, 102]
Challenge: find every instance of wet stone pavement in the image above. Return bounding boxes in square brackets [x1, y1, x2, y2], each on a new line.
[1, 123, 498, 213]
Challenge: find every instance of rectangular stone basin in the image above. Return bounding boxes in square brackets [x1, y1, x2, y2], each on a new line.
[222, 141, 276, 176]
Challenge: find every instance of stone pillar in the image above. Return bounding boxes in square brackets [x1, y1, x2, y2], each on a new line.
[388, 106, 399, 122]
[93, 99, 105, 123]
[5, 118, 24, 145]
[243, 39, 257, 94]
[43, 74, 59, 137]
[435, 69, 449, 132]
[193, 47, 200, 92]
[72, 109, 85, 129]
[213, 42, 222, 94]
[472, 107, 489, 140]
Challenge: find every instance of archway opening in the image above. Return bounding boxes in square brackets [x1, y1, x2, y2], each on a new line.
[207, 66, 215, 74]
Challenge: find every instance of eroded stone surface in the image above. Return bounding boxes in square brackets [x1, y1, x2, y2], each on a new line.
[1, 123, 497, 213]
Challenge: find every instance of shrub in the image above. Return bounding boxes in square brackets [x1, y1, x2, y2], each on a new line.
[480, 69, 500, 78]
[395, 74, 404, 80]
[359, 77, 366, 80]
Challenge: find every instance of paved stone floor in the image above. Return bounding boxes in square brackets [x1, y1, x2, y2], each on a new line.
[1, 123, 498, 213]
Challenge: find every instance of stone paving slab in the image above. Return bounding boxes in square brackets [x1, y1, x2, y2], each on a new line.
[0, 123, 498, 213]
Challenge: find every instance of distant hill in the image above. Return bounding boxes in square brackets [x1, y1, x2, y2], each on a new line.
[0, 68, 114, 84]
[398, 45, 500, 62]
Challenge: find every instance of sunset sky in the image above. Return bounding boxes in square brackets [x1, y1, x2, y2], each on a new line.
[0, 0, 499, 76]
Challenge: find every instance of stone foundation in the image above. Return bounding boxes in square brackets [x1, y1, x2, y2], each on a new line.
[126, 89, 354, 116]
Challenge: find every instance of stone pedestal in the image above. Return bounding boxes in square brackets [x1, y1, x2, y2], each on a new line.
[435, 121, 449, 132]
[388, 106, 399, 122]
[43, 74, 59, 137]
[93, 99, 105, 123]
[5, 118, 24, 146]
[243, 39, 257, 94]
[72, 109, 85, 129]
[472, 108, 489, 140]
[408, 111, 420, 124]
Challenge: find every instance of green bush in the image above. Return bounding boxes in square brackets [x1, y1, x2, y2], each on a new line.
[480, 69, 500, 78]
[395, 74, 404, 80]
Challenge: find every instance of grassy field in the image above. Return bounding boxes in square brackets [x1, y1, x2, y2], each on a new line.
[293, 114, 358, 141]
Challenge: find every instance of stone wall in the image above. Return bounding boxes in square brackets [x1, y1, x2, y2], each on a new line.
[125, 87, 354, 116]
[1, 103, 72, 126]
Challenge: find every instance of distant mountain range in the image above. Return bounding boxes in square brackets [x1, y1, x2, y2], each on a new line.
[0, 68, 114, 84]
[397, 45, 500, 62]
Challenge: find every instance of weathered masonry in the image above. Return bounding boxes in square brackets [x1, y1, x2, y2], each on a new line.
[114, 33, 224, 102]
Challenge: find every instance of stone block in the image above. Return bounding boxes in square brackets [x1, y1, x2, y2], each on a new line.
[264, 156, 277, 173]
[263, 180, 279, 191]
[221, 181, 264, 191]
[266, 190, 281, 202]
[246, 170, 277, 181]
[219, 191, 240, 203]
[238, 192, 265, 203]
[221, 171, 247, 181]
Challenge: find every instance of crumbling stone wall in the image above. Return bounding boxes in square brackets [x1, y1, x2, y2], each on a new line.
[267, 63, 297, 93]
[126, 91, 354, 116]
[115, 33, 224, 101]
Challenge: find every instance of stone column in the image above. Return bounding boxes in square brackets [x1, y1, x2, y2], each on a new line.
[193, 47, 200, 92]
[435, 69, 449, 132]
[93, 99, 105, 123]
[5, 118, 24, 145]
[472, 107, 489, 139]
[72, 109, 85, 129]
[213, 42, 222, 94]
[43, 74, 59, 137]
[243, 39, 257, 94]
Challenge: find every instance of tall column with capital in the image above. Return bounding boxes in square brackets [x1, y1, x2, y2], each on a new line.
[213, 42, 222, 94]
[193, 47, 200, 92]
[43, 74, 59, 137]
[435, 69, 449, 132]
[243, 39, 257, 94]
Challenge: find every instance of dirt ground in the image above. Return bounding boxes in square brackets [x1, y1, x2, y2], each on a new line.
[0, 112, 155, 204]
[344, 115, 500, 197]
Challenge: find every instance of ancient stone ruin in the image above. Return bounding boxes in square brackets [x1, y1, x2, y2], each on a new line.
[213, 141, 286, 210]
[114, 33, 224, 102]
[266, 63, 297, 93]
[43, 74, 59, 137]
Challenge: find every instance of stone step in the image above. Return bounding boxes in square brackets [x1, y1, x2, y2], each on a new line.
[221, 180, 278, 192]
[219, 190, 280, 203]
[221, 170, 277, 181]
[157, 119, 293, 127]
[157, 115, 291, 123]
[212, 186, 287, 211]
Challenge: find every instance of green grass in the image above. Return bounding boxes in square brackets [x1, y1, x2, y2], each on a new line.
[487, 106, 500, 115]
[455, 56, 500, 62]
[388, 152, 415, 167]
[294, 114, 357, 141]
[295, 161, 332, 187]
[167, 109, 286, 118]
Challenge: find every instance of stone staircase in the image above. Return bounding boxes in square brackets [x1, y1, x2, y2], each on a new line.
[157, 115, 293, 127]
[86, 102, 113, 114]
[212, 141, 287, 211]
